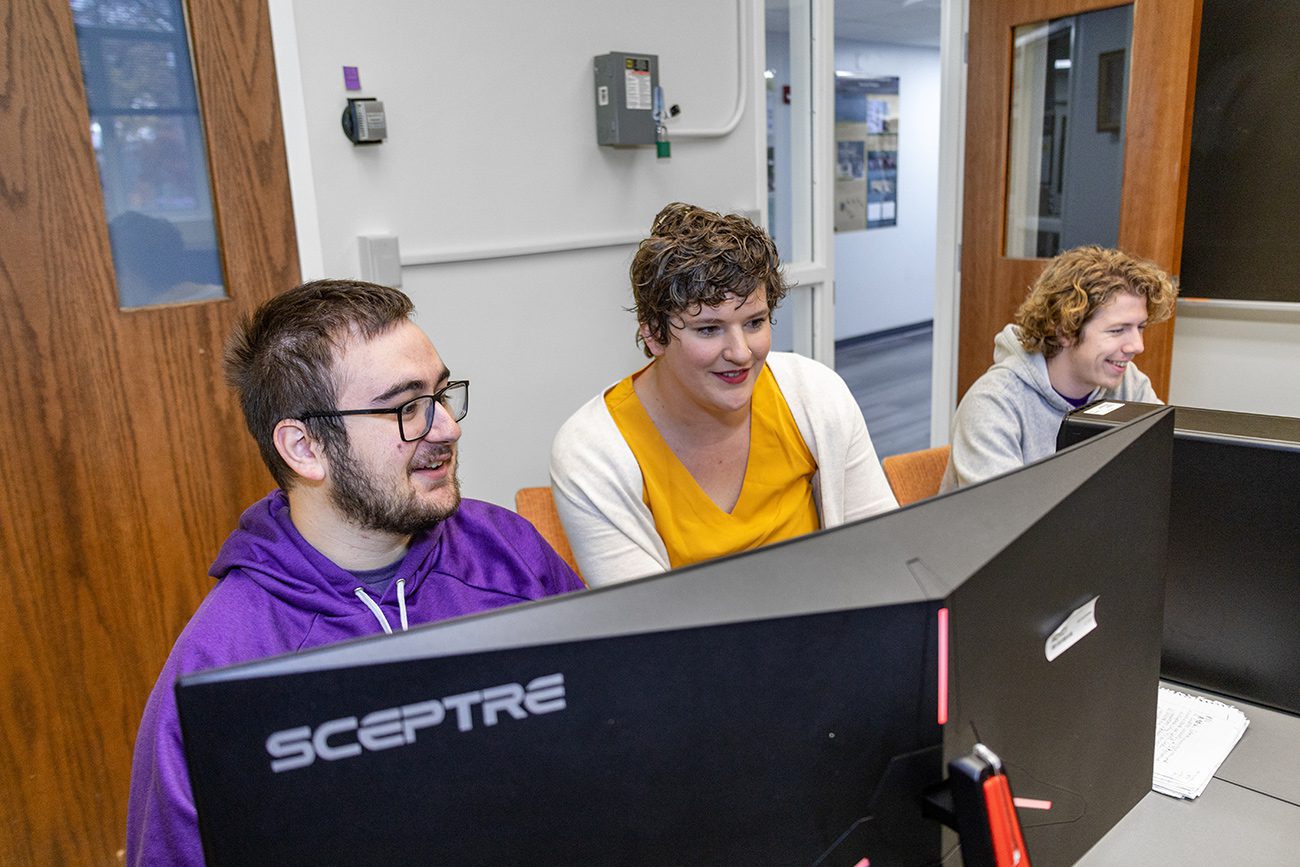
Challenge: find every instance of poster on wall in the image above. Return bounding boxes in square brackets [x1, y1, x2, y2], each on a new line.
[835, 76, 899, 231]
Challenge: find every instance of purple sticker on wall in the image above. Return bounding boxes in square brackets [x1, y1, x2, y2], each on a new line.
[343, 66, 361, 91]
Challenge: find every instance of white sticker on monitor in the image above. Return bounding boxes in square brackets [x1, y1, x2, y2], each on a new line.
[1045, 595, 1100, 662]
[1083, 401, 1124, 416]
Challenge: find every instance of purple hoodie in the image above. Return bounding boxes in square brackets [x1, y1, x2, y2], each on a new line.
[125, 490, 583, 866]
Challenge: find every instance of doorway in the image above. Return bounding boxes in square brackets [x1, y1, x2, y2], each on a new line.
[829, 0, 942, 458]
[765, 0, 944, 458]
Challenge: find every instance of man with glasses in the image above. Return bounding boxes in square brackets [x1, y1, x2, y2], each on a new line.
[126, 279, 583, 866]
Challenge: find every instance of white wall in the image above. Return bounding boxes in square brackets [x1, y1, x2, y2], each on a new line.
[271, 0, 762, 506]
[1169, 306, 1300, 417]
[831, 41, 940, 340]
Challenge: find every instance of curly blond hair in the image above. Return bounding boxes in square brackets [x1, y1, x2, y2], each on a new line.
[1015, 246, 1178, 358]
[630, 203, 790, 356]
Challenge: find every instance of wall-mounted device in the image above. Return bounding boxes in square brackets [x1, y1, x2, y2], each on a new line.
[594, 52, 662, 150]
[357, 234, 402, 288]
[342, 97, 387, 145]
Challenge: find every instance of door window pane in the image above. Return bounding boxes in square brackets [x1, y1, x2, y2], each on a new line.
[1005, 5, 1132, 259]
[71, 0, 226, 308]
[766, 0, 815, 266]
[766, 0, 817, 354]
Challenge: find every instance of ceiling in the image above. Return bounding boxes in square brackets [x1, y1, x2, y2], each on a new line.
[766, 0, 943, 49]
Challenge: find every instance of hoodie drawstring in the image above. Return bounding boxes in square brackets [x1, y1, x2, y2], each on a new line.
[353, 579, 410, 634]
[396, 578, 409, 631]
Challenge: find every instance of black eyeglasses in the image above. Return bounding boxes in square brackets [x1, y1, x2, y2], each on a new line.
[299, 380, 469, 442]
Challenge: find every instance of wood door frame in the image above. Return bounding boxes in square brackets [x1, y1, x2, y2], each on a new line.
[958, 0, 1202, 399]
[0, 1, 298, 862]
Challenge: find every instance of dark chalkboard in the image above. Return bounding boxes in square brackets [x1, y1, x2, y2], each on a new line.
[1180, 0, 1300, 303]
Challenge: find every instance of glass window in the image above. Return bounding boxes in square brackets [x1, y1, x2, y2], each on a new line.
[1005, 5, 1133, 259]
[71, 0, 226, 308]
[766, 0, 818, 355]
[765, 0, 815, 266]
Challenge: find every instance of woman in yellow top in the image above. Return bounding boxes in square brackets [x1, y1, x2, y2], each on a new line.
[549, 203, 897, 585]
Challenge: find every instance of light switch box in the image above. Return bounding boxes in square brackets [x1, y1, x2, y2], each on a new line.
[358, 234, 402, 287]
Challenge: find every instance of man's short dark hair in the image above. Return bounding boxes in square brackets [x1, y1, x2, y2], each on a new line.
[630, 202, 790, 357]
[224, 279, 414, 489]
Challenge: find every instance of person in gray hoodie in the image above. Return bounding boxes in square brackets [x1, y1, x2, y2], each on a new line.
[941, 246, 1178, 491]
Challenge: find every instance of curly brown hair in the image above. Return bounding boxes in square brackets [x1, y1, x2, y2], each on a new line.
[1015, 246, 1178, 358]
[224, 279, 415, 489]
[630, 203, 790, 356]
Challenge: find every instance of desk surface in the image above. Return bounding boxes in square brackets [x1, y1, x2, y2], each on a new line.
[1077, 684, 1300, 865]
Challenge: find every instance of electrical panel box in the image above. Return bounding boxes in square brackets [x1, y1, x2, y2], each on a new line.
[594, 52, 659, 147]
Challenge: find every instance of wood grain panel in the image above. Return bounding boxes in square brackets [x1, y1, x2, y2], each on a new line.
[0, 1, 297, 862]
[960, 0, 1202, 402]
[189, 0, 300, 296]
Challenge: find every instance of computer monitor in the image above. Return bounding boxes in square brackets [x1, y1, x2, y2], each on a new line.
[1060, 401, 1300, 714]
[177, 407, 1174, 866]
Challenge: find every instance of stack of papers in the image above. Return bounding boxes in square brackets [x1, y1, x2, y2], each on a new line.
[1152, 687, 1250, 799]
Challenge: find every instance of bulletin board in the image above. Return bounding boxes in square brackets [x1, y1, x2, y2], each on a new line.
[834, 76, 898, 232]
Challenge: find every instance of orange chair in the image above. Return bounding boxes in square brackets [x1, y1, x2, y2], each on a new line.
[880, 445, 951, 507]
[514, 486, 582, 580]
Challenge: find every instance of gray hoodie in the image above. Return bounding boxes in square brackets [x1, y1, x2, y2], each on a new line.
[940, 324, 1159, 491]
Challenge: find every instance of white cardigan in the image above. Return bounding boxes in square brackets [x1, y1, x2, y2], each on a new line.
[549, 352, 898, 586]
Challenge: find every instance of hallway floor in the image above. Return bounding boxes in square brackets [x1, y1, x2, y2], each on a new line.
[835, 322, 933, 459]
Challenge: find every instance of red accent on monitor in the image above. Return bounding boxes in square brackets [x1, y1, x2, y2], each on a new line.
[938, 607, 950, 725]
[1012, 797, 1053, 811]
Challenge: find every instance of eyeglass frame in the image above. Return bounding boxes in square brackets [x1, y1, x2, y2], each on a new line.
[298, 380, 469, 442]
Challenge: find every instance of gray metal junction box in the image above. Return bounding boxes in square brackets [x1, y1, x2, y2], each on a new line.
[594, 52, 659, 147]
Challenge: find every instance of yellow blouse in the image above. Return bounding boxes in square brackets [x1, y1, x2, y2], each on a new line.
[605, 365, 820, 569]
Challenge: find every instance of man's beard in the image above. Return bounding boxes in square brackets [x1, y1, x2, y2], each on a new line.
[325, 440, 461, 536]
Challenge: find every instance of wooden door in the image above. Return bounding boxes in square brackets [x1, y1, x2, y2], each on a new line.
[958, 0, 1202, 398]
[0, 1, 298, 862]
